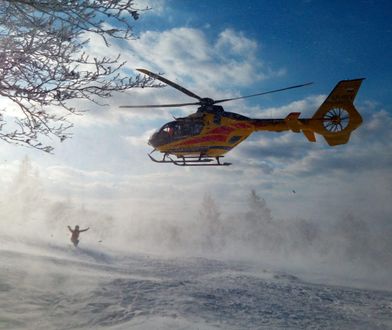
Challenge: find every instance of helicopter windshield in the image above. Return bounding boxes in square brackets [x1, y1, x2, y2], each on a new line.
[160, 123, 174, 135]
[159, 120, 204, 138]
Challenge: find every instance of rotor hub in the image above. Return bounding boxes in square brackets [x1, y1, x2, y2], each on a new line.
[330, 115, 341, 124]
[200, 98, 215, 106]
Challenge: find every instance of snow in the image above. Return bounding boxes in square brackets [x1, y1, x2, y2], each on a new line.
[1, 158, 391, 328]
[1, 239, 391, 330]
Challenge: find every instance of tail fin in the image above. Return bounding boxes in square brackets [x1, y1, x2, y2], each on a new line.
[311, 78, 364, 146]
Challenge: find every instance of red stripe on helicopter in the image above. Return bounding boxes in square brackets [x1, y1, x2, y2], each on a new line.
[208, 126, 235, 134]
[174, 134, 227, 146]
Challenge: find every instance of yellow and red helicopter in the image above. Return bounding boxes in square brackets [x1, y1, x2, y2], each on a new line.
[120, 69, 364, 166]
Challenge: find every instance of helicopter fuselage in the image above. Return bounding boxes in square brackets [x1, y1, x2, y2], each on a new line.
[148, 106, 290, 158]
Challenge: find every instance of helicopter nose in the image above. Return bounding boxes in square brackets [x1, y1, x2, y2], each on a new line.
[148, 132, 159, 147]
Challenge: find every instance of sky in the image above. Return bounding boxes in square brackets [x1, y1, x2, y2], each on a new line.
[1, 0, 392, 234]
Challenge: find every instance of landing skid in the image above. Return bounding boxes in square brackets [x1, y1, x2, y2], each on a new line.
[148, 152, 231, 166]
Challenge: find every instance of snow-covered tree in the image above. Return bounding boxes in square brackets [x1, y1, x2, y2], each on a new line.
[242, 190, 285, 251]
[198, 194, 225, 251]
[246, 189, 272, 226]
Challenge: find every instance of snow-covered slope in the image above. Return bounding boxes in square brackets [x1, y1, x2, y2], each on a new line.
[1, 240, 391, 330]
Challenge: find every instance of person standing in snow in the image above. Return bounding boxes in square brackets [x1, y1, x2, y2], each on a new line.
[67, 225, 89, 247]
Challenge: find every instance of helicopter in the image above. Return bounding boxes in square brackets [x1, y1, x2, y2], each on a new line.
[120, 69, 364, 166]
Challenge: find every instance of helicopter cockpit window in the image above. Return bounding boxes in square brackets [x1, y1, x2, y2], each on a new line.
[173, 121, 203, 137]
[158, 121, 203, 138]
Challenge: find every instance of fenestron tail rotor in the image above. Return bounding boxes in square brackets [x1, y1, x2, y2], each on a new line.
[120, 69, 313, 109]
[322, 107, 350, 133]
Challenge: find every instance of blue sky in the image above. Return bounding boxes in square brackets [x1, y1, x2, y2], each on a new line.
[1, 0, 391, 229]
[137, 0, 392, 106]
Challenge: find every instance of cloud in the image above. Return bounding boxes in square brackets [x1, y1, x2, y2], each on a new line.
[46, 165, 115, 183]
[124, 128, 156, 147]
[121, 27, 280, 92]
[215, 29, 258, 56]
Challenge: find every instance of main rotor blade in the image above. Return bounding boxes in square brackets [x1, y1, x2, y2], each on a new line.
[119, 101, 201, 109]
[213, 82, 313, 104]
[137, 68, 203, 101]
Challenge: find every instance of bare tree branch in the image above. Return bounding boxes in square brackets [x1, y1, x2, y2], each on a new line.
[0, 0, 159, 152]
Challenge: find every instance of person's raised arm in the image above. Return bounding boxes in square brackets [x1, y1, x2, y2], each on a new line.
[67, 226, 73, 233]
[80, 227, 89, 232]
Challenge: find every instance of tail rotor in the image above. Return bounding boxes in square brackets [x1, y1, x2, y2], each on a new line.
[310, 78, 364, 146]
[322, 107, 350, 133]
